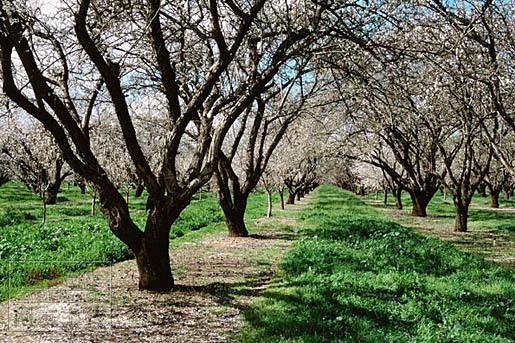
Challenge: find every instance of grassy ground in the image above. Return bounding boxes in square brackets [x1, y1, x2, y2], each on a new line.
[366, 191, 515, 268]
[367, 190, 515, 232]
[239, 185, 515, 342]
[0, 182, 273, 301]
[0, 184, 305, 342]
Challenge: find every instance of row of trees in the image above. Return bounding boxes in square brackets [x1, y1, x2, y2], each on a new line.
[1, 0, 514, 291]
[0, 0, 346, 291]
[317, 1, 515, 233]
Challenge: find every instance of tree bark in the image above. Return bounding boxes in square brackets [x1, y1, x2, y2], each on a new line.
[279, 189, 285, 210]
[135, 183, 145, 198]
[490, 191, 500, 208]
[224, 207, 248, 237]
[78, 181, 87, 194]
[409, 191, 429, 217]
[383, 189, 388, 205]
[91, 192, 97, 216]
[266, 190, 272, 218]
[454, 203, 469, 232]
[287, 191, 296, 205]
[135, 228, 174, 291]
[216, 185, 249, 237]
[393, 188, 403, 210]
[45, 180, 62, 205]
[478, 183, 487, 197]
[504, 191, 510, 201]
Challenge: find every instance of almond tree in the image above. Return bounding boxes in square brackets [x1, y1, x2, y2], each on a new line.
[0, 119, 71, 204]
[0, 0, 328, 290]
[428, 1, 515, 176]
[214, 64, 320, 236]
[484, 159, 512, 208]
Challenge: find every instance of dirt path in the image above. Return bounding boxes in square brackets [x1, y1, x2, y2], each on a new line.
[0, 196, 310, 342]
[367, 200, 515, 269]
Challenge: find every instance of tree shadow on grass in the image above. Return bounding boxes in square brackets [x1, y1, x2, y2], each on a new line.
[248, 233, 296, 241]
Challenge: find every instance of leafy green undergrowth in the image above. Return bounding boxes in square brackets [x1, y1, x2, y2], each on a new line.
[0, 182, 273, 301]
[240, 185, 515, 343]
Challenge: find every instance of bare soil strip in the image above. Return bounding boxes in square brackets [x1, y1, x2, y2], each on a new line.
[368, 200, 515, 269]
[0, 197, 309, 342]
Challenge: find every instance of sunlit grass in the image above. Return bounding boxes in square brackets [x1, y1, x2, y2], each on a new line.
[240, 185, 515, 342]
[0, 182, 273, 301]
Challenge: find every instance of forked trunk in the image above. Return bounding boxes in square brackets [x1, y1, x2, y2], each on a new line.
[490, 191, 500, 208]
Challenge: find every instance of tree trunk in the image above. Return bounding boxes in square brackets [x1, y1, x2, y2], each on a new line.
[135, 183, 144, 198]
[375, 191, 379, 200]
[489, 191, 500, 208]
[91, 192, 97, 216]
[287, 191, 295, 205]
[216, 188, 249, 237]
[224, 207, 248, 237]
[383, 189, 388, 205]
[135, 229, 174, 291]
[78, 181, 87, 194]
[42, 196, 47, 224]
[454, 203, 469, 232]
[279, 189, 285, 210]
[266, 190, 272, 218]
[409, 191, 429, 217]
[126, 187, 130, 206]
[45, 180, 62, 205]
[393, 189, 403, 210]
[504, 191, 510, 201]
[296, 192, 301, 201]
[478, 183, 487, 197]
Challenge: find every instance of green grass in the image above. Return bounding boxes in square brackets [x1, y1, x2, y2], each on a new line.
[0, 182, 274, 301]
[239, 185, 515, 342]
[369, 190, 515, 233]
